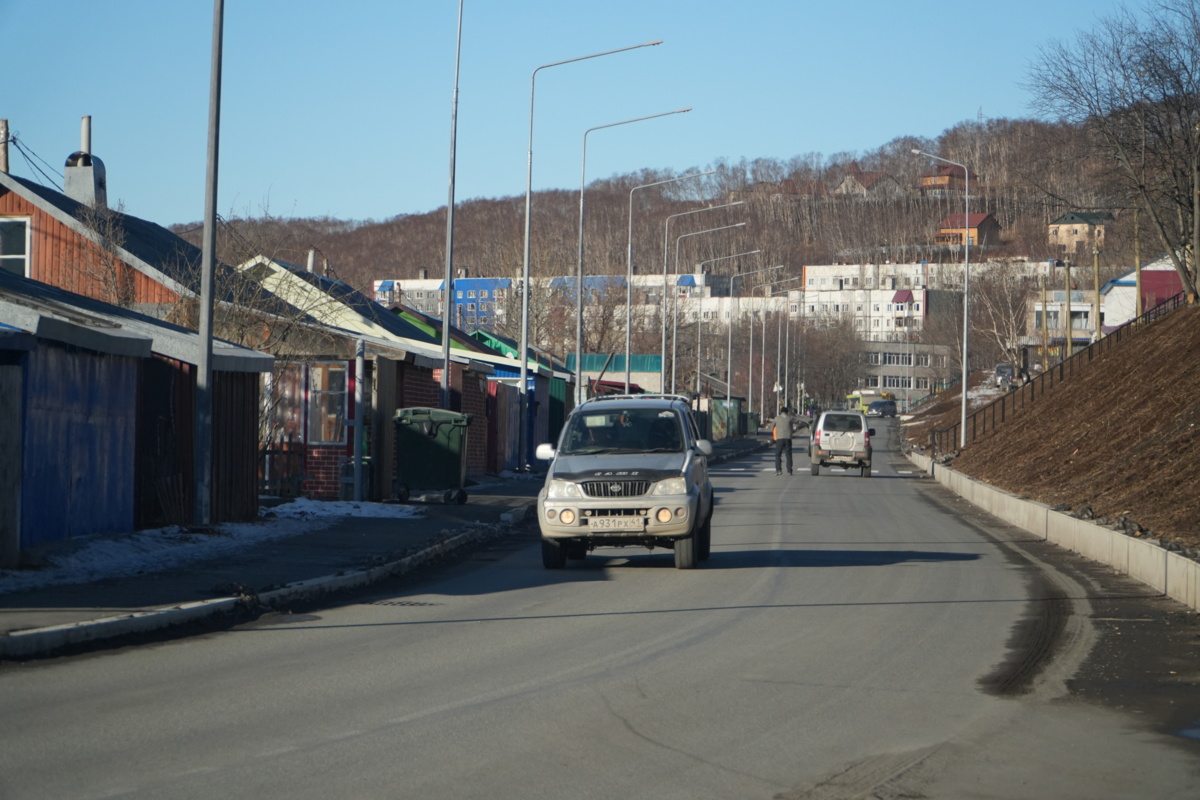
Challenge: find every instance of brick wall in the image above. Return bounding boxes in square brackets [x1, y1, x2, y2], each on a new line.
[303, 444, 347, 500]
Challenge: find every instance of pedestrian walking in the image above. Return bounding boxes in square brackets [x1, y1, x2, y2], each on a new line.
[772, 406, 796, 475]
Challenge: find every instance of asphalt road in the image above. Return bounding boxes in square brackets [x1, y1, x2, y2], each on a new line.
[1, 424, 1197, 799]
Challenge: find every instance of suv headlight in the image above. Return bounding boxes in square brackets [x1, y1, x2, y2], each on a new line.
[546, 479, 584, 499]
[652, 476, 687, 496]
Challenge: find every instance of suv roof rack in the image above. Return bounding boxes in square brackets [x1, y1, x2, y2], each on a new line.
[583, 393, 691, 405]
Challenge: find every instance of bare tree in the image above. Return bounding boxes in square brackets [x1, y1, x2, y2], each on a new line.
[1028, 0, 1200, 299]
[70, 202, 135, 307]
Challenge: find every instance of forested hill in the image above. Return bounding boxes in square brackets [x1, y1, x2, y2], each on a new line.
[172, 117, 1139, 297]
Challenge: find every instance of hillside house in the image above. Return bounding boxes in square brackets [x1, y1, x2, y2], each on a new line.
[918, 164, 978, 197]
[832, 163, 904, 199]
[935, 212, 1000, 248]
[1048, 211, 1113, 256]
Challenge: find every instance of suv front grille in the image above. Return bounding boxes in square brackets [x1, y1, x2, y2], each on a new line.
[581, 480, 651, 498]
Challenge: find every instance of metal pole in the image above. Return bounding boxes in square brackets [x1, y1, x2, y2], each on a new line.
[520, 40, 661, 464]
[659, 198, 738, 387]
[194, 0, 223, 529]
[354, 338, 365, 501]
[623, 163, 702, 392]
[439, 0, 464, 411]
[577, 109, 688, 404]
[670, 222, 747, 392]
[912, 149, 969, 449]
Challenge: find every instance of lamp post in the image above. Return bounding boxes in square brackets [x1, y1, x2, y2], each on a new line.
[660, 201, 744, 388]
[439, 0, 464, 411]
[518, 38, 662, 467]
[575, 108, 691, 404]
[669, 222, 747, 393]
[624, 167, 709, 392]
[913, 149, 970, 449]
[694, 250, 760, 399]
[728, 263, 782, 409]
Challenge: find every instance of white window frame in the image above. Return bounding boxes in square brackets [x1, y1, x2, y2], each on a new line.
[0, 217, 32, 277]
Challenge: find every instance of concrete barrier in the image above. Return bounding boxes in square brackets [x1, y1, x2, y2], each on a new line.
[906, 451, 1199, 613]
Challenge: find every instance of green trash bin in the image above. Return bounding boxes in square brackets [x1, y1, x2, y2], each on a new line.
[393, 407, 473, 504]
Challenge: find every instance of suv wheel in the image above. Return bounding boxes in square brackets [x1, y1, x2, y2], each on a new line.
[674, 535, 697, 570]
[541, 538, 567, 569]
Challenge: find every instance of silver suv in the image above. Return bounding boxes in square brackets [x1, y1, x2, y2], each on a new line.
[535, 395, 714, 570]
[810, 410, 874, 477]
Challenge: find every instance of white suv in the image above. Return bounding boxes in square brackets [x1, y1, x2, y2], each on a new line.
[535, 395, 714, 570]
[810, 410, 874, 477]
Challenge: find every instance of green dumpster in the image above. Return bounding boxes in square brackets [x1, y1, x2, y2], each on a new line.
[393, 407, 473, 504]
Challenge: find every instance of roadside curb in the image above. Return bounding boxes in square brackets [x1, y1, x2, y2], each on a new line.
[1, 441, 767, 660]
[0, 502, 537, 661]
[906, 451, 1200, 613]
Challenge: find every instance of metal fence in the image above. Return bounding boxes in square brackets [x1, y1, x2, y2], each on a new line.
[930, 292, 1187, 455]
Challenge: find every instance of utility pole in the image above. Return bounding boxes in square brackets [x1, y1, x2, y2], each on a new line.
[1064, 260, 1072, 359]
[1092, 242, 1101, 342]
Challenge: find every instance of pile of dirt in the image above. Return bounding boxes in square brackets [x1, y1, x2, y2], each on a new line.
[902, 304, 1200, 553]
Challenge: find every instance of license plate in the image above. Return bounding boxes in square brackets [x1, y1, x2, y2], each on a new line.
[588, 516, 644, 532]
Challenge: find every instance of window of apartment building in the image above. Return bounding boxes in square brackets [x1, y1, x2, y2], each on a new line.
[866, 277, 875, 287]
[916, 377, 930, 390]
[0, 218, 31, 277]
[457, 290, 463, 299]
[808, 305, 816, 313]
[866, 352, 880, 365]
[915, 353, 930, 367]
[495, 289, 505, 300]
[873, 303, 880, 311]
[790, 304, 798, 313]
[1035, 310, 1060, 328]
[856, 304, 863, 312]
[865, 376, 879, 388]
[467, 303, 476, 311]
[821, 304, 829, 312]
[851, 277, 859, 286]
[884, 375, 911, 389]
[873, 319, 880, 327]
[480, 289, 489, 299]
[467, 290, 476, 298]
[855, 319, 863, 329]
[808, 277, 816, 285]
[467, 316, 477, 325]
[308, 363, 347, 444]
[934, 355, 948, 368]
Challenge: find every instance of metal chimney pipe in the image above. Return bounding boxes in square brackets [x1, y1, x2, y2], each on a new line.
[307, 248, 316, 272]
[0, 119, 8, 173]
[81, 115, 92, 154]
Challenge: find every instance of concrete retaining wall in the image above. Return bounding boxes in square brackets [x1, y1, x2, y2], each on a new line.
[907, 451, 1200, 613]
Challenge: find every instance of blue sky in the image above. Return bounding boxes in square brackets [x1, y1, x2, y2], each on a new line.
[3, 0, 1137, 227]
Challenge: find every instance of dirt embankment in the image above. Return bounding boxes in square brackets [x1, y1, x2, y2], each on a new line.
[902, 305, 1200, 554]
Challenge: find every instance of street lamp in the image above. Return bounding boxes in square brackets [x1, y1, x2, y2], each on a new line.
[670, 222, 747, 393]
[518, 38, 662, 467]
[913, 148, 970, 449]
[694, 250, 760, 400]
[575, 108, 691, 404]
[729, 263, 783, 412]
[660, 201, 744, 388]
[624, 167, 710, 392]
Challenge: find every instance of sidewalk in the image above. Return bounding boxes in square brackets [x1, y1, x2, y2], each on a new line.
[0, 436, 768, 661]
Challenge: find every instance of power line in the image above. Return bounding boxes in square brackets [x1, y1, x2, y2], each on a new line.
[8, 134, 64, 190]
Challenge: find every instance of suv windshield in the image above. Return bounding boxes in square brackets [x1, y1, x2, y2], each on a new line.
[560, 407, 684, 455]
